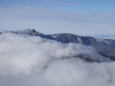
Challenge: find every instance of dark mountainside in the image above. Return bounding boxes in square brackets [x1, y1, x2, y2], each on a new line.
[1, 29, 115, 60]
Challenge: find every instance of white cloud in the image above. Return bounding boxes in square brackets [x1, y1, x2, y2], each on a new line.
[0, 32, 114, 86]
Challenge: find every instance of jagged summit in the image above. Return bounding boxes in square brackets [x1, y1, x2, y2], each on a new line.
[15, 29, 37, 33]
[2, 29, 44, 36]
[11, 29, 40, 36]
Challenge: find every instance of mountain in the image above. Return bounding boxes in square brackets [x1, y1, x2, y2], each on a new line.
[1, 29, 115, 58]
[49, 34, 115, 58]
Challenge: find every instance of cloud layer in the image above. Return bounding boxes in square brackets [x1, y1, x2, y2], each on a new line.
[0, 32, 114, 86]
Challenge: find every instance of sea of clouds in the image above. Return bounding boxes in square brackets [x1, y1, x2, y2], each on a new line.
[0, 32, 115, 86]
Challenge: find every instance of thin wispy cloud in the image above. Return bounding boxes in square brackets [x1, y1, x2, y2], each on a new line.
[0, 0, 115, 36]
[0, 5, 115, 35]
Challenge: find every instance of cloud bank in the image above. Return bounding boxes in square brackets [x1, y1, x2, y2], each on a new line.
[0, 33, 114, 86]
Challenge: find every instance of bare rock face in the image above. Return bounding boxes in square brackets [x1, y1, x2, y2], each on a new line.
[49, 34, 115, 57]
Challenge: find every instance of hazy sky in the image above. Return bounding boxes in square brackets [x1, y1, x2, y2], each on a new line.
[0, 0, 115, 36]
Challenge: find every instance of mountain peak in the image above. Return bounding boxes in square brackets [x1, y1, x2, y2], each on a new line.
[5, 29, 42, 36]
[14, 29, 38, 33]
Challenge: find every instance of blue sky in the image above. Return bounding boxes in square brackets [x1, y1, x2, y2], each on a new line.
[0, 0, 115, 36]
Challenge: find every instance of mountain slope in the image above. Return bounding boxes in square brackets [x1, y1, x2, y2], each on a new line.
[48, 33, 115, 57]
[1, 29, 115, 57]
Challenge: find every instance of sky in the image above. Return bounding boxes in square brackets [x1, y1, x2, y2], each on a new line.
[0, 0, 115, 36]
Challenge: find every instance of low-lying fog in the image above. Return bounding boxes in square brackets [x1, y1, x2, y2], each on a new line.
[0, 33, 115, 86]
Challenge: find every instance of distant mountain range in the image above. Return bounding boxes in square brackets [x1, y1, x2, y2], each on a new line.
[1, 29, 115, 59]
